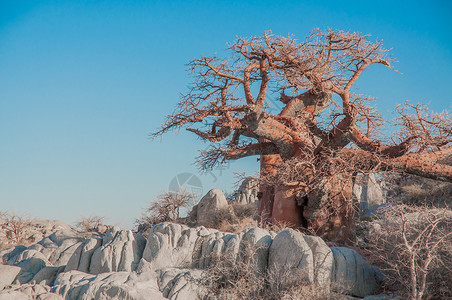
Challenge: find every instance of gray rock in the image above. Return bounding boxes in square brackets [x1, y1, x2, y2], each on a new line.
[48, 239, 83, 267]
[268, 229, 314, 285]
[0, 290, 30, 300]
[46, 230, 81, 246]
[240, 227, 272, 274]
[52, 270, 165, 300]
[197, 189, 229, 227]
[142, 223, 210, 270]
[32, 266, 65, 285]
[0, 265, 21, 290]
[142, 223, 272, 273]
[331, 247, 380, 297]
[0, 221, 384, 299]
[158, 268, 187, 296]
[0, 219, 73, 254]
[235, 178, 259, 205]
[162, 269, 205, 300]
[51, 270, 95, 299]
[15, 257, 48, 284]
[197, 232, 228, 269]
[303, 235, 333, 287]
[354, 173, 385, 213]
[64, 238, 102, 273]
[0, 246, 27, 266]
[15, 250, 48, 265]
[36, 230, 84, 267]
[89, 229, 146, 274]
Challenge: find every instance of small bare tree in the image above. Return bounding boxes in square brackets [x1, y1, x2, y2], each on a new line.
[0, 210, 33, 247]
[74, 215, 106, 232]
[141, 190, 195, 225]
[368, 205, 452, 300]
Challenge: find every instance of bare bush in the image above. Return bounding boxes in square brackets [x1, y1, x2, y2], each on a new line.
[366, 205, 452, 299]
[199, 250, 266, 299]
[232, 202, 257, 220]
[138, 189, 195, 226]
[198, 243, 334, 299]
[210, 203, 257, 233]
[0, 210, 33, 249]
[74, 215, 107, 232]
[385, 173, 452, 208]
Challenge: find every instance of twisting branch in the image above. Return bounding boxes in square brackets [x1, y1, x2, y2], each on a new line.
[153, 28, 451, 187]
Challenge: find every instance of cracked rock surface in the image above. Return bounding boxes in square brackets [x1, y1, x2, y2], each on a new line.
[1, 222, 381, 299]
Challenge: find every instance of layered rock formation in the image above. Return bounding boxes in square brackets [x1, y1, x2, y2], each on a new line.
[0, 218, 74, 250]
[353, 173, 386, 213]
[234, 178, 259, 205]
[0, 221, 382, 299]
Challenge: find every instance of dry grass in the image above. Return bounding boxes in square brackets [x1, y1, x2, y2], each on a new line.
[213, 203, 257, 233]
[197, 243, 335, 300]
[385, 174, 452, 208]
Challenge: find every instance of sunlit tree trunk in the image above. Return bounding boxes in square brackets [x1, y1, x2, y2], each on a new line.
[271, 185, 304, 228]
[257, 154, 279, 225]
[259, 161, 356, 243]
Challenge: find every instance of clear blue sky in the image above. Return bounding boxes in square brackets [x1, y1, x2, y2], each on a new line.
[1, 0, 451, 228]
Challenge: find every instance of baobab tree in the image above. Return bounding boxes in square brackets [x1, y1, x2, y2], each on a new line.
[153, 29, 452, 242]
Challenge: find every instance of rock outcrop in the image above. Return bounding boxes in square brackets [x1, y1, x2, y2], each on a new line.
[0, 218, 74, 251]
[331, 247, 381, 298]
[196, 189, 229, 227]
[234, 178, 259, 205]
[0, 265, 21, 290]
[353, 173, 385, 213]
[0, 221, 382, 299]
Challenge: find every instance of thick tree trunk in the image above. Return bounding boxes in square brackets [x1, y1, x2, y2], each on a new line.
[257, 154, 356, 243]
[259, 176, 355, 243]
[258, 153, 305, 230]
[258, 184, 274, 225]
[271, 185, 304, 228]
[257, 154, 280, 225]
[303, 173, 355, 243]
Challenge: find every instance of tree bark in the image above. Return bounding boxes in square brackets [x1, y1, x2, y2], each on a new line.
[257, 153, 356, 242]
[257, 153, 280, 225]
[304, 173, 355, 243]
[271, 185, 304, 228]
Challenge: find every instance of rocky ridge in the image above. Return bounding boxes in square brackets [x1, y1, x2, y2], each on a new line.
[0, 220, 383, 299]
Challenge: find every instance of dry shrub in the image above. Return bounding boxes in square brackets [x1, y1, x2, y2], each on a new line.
[74, 215, 106, 232]
[214, 206, 238, 228]
[199, 249, 265, 299]
[198, 243, 335, 300]
[261, 220, 305, 234]
[213, 203, 257, 233]
[138, 189, 195, 228]
[231, 202, 257, 219]
[212, 202, 304, 234]
[0, 210, 33, 250]
[366, 204, 452, 300]
[400, 182, 452, 207]
[385, 174, 452, 208]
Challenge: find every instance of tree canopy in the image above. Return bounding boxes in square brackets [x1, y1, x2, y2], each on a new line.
[153, 29, 452, 241]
